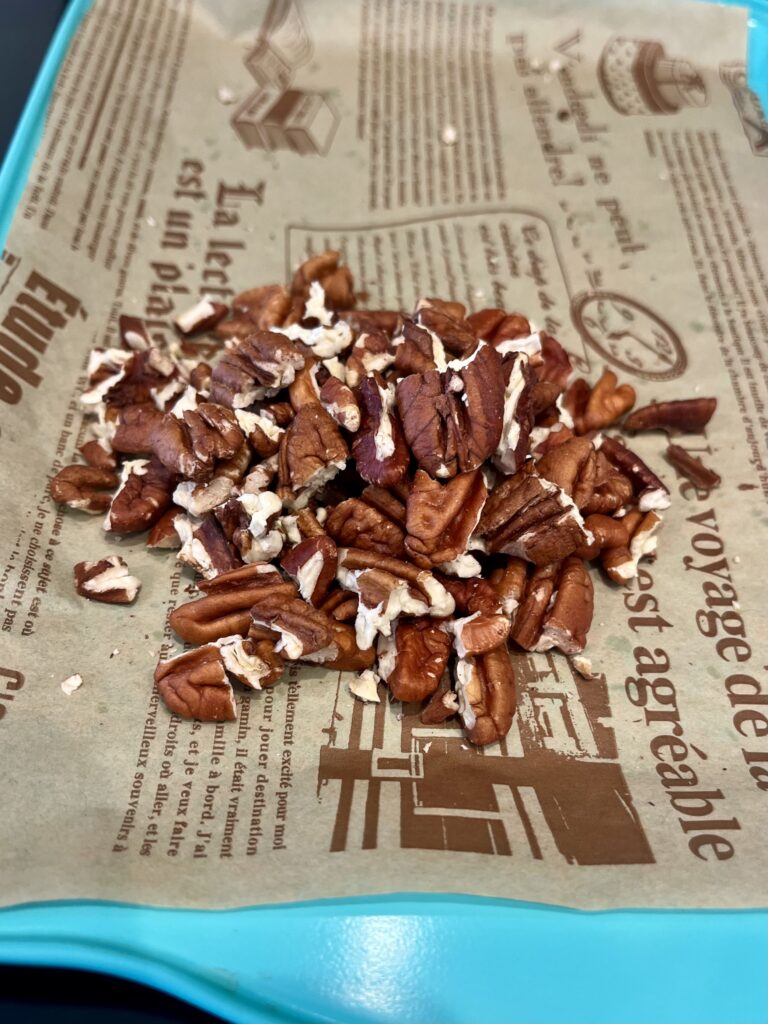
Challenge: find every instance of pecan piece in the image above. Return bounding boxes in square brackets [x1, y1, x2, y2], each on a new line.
[420, 675, 460, 724]
[73, 555, 141, 604]
[377, 618, 452, 703]
[104, 458, 175, 533]
[319, 375, 360, 431]
[209, 331, 306, 408]
[488, 556, 528, 617]
[50, 465, 118, 513]
[174, 297, 228, 335]
[536, 436, 596, 509]
[494, 354, 535, 474]
[176, 514, 243, 579]
[476, 470, 591, 565]
[600, 436, 670, 511]
[146, 508, 183, 549]
[438, 575, 502, 616]
[451, 612, 511, 657]
[323, 621, 376, 671]
[230, 284, 290, 330]
[565, 369, 636, 433]
[278, 404, 348, 506]
[404, 468, 487, 568]
[666, 444, 721, 490]
[173, 476, 237, 518]
[281, 535, 338, 605]
[169, 564, 293, 644]
[326, 497, 407, 558]
[624, 397, 717, 434]
[155, 645, 236, 722]
[600, 510, 662, 585]
[536, 333, 572, 390]
[112, 402, 164, 455]
[118, 315, 152, 351]
[249, 594, 336, 661]
[288, 249, 354, 321]
[216, 634, 284, 690]
[345, 329, 395, 387]
[234, 409, 284, 458]
[393, 318, 448, 375]
[512, 557, 593, 654]
[152, 398, 244, 482]
[214, 491, 284, 564]
[455, 647, 516, 746]
[352, 374, 409, 488]
[79, 439, 117, 471]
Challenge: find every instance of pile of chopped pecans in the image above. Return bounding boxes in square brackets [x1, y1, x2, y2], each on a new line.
[50, 251, 718, 745]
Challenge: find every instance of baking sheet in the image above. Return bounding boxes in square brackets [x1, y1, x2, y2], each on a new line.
[1, 0, 768, 914]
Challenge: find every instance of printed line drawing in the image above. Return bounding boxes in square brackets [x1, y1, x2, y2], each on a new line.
[318, 652, 654, 865]
[720, 62, 768, 156]
[231, 0, 339, 156]
[598, 38, 708, 116]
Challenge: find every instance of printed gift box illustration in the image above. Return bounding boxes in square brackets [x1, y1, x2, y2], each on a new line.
[599, 37, 708, 115]
[232, 0, 338, 155]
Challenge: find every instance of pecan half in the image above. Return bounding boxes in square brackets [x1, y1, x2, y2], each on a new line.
[169, 564, 293, 644]
[377, 618, 452, 703]
[79, 439, 117, 471]
[451, 612, 510, 657]
[455, 647, 516, 746]
[666, 444, 721, 490]
[50, 465, 118, 514]
[146, 508, 182, 549]
[624, 397, 717, 434]
[73, 555, 141, 604]
[281, 535, 338, 606]
[352, 374, 410, 488]
[112, 403, 164, 455]
[513, 557, 593, 654]
[155, 645, 236, 722]
[476, 469, 591, 565]
[536, 436, 596, 509]
[152, 399, 244, 482]
[404, 468, 487, 567]
[326, 497, 407, 558]
[209, 331, 306, 408]
[250, 594, 336, 661]
[600, 436, 670, 511]
[104, 458, 175, 533]
[566, 369, 636, 433]
[278, 404, 348, 505]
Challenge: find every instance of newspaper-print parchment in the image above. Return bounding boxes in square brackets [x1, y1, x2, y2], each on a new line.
[1, 0, 767, 909]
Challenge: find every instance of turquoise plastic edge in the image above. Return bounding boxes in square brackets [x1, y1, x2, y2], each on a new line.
[0, 0, 94, 250]
[0, 2, 766, 1022]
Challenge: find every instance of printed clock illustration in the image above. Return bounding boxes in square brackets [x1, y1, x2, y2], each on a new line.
[598, 37, 708, 116]
[571, 291, 687, 381]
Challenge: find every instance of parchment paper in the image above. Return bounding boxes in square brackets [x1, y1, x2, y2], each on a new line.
[1, 0, 767, 910]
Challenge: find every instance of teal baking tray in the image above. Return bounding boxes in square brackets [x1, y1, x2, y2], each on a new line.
[0, 2, 767, 1022]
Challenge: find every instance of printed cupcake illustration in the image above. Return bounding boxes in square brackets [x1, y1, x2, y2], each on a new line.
[598, 37, 708, 116]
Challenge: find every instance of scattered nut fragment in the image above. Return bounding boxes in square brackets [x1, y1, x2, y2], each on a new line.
[624, 397, 717, 434]
[666, 444, 721, 490]
[104, 458, 176, 533]
[278, 404, 348, 506]
[74, 555, 142, 604]
[570, 655, 595, 679]
[61, 674, 83, 696]
[174, 297, 229, 335]
[50, 465, 118, 514]
[349, 669, 382, 703]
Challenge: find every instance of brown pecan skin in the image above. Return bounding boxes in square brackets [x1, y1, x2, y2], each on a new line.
[50, 465, 118, 513]
[326, 498, 407, 558]
[666, 444, 721, 490]
[383, 618, 452, 703]
[105, 459, 175, 534]
[170, 565, 294, 644]
[352, 374, 409, 488]
[624, 398, 717, 434]
[405, 469, 487, 567]
[155, 646, 236, 722]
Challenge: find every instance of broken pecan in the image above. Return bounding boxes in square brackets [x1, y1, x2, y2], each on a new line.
[174, 297, 229, 335]
[288, 249, 354, 321]
[513, 557, 593, 654]
[666, 444, 721, 490]
[281, 535, 338, 606]
[581, 449, 634, 515]
[152, 398, 244, 482]
[377, 618, 452, 703]
[451, 611, 510, 656]
[250, 594, 336, 661]
[234, 409, 283, 458]
[209, 331, 306, 408]
[50, 464, 118, 513]
[624, 397, 717, 434]
[352, 373, 410, 488]
[488, 556, 528, 617]
[600, 510, 662, 586]
[566, 369, 636, 433]
[345, 329, 395, 387]
[438, 575, 502, 616]
[214, 491, 284, 564]
[230, 284, 291, 330]
[476, 469, 591, 565]
[79, 439, 117, 471]
[536, 436, 596, 509]
[323, 621, 376, 671]
[319, 375, 360, 431]
[118, 314, 152, 351]
[112, 402, 164, 455]
[73, 555, 141, 604]
[404, 469, 487, 567]
[326, 497, 407, 558]
[420, 674, 460, 724]
[600, 436, 670, 511]
[155, 645, 236, 722]
[394, 318, 446, 376]
[494, 353, 535, 474]
[455, 647, 516, 746]
[278, 404, 348, 505]
[217, 634, 284, 689]
[146, 508, 182, 549]
[536, 333, 572, 390]
[170, 564, 293, 644]
[176, 514, 243, 579]
[104, 458, 175, 533]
